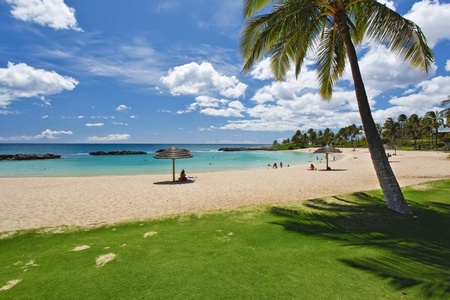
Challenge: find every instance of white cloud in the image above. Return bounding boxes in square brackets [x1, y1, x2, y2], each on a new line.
[371, 76, 450, 122]
[355, 44, 436, 93]
[37, 95, 51, 107]
[86, 134, 131, 142]
[200, 100, 245, 117]
[446, 60, 450, 72]
[90, 116, 115, 119]
[80, 40, 166, 87]
[116, 104, 130, 112]
[404, 0, 450, 48]
[6, 0, 82, 31]
[161, 62, 247, 98]
[219, 119, 299, 132]
[156, 0, 180, 13]
[377, 0, 396, 11]
[85, 123, 104, 127]
[212, 1, 242, 31]
[0, 62, 79, 107]
[0, 129, 73, 141]
[249, 58, 274, 80]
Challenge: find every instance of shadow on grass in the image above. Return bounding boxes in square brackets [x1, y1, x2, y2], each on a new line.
[271, 191, 450, 298]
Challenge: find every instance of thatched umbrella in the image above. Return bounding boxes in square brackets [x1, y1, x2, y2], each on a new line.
[314, 145, 342, 170]
[153, 146, 193, 181]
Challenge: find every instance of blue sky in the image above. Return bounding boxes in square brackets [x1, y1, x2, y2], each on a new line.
[0, 0, 449, 144]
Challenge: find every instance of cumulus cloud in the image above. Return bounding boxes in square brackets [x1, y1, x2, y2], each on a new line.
[249, 58, 274, 81]
[404, 0, 450, 48]
[200, 100, 246, 117]
[0, 62, 79, 107]
[86, 134, 131, 142]
[446, 60, 450, 72]
[0, 129, 73, 141]
[115, 104, 130, 112]
[161, 62, 247, 98]
[178, 95, 246, 117]
[355, 44, 435, 92]
[6, 0, 82, 31]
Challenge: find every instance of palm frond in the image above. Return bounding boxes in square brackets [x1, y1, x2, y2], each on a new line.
[243, 0, 277, 18]
[316, 24, 346, 100]
[358, 0, 434, 73]
[241, 1, 325, 80]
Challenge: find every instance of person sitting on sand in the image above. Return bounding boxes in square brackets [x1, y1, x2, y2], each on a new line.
[309, 164, 315, 170]
[179, 169, 187, 181]
[273, 163, 278, 169]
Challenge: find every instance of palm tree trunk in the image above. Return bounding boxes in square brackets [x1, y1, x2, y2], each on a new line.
[336, 11, 412, 214]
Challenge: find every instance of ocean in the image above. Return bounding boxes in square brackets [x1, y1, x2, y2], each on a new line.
[0, 144, 317, 177]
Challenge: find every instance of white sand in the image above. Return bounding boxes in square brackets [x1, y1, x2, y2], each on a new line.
[0, 149, 448, 233]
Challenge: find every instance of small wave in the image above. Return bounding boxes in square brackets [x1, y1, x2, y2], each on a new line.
[191, 149, 219, 153]
[75, 153, 90, 156]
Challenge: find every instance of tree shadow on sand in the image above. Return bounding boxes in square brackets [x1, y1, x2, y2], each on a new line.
[271, 187, 450, 298]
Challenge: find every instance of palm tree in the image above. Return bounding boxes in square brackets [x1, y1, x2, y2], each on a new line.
[240, 0, 434, 214]
[383, 117, 400, 146]
[398, 114, 408, 140]
[422, 117, 433, 149]
[441, 96, 450, 126]
[405, 114, 422, 148]
[424, 110, 444, 147]
[307, 128, 317, 145]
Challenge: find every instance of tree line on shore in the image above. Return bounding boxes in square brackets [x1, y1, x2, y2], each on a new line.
[274, 96, 450, 150]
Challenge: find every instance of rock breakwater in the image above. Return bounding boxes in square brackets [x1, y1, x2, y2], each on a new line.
[0, 153, 61, 161]
[89, 150, 147, 156]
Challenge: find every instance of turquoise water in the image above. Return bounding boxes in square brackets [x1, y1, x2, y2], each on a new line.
[0, 144, 317, 177]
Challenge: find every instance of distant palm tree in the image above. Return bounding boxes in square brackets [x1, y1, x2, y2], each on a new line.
[424, 110, 444, 148]
[405, 114, 422, 148]
[307, 128, 317, 145]
[441, 95, 450, 126]
[383, 117, 400, 146]
[240, 0, 434, 214]
[398, 114, 408, 139]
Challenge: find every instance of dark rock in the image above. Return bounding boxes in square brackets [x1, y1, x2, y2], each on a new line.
[0, 153, 61, 161]
[218, 147, 276, 152]
[89, 150, 147, 156]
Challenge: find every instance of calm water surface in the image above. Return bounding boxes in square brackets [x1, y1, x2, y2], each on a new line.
[0, 144, 317, 177]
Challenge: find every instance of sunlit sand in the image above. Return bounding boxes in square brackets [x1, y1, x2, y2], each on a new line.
[0, 149, 448, 233]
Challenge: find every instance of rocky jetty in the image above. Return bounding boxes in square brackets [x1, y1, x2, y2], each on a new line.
[218, 146, 276, 152]
[89, 150, 147, 156]
[0, 153, 61, 161]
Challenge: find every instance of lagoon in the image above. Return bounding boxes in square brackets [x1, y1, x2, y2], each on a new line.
[0, 144, 316, 177]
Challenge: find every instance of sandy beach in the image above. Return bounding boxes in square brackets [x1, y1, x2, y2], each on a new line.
[1, 148, 449, 233]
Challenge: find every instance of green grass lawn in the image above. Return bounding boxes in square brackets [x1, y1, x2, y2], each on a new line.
[1, 180, 449, 299]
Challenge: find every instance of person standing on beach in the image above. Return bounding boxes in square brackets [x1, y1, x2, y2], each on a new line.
[280, 162, 283, 168]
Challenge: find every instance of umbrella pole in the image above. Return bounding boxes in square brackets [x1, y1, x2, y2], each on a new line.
[326, 153, 329, 170]
[172, 159, 176, 182]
